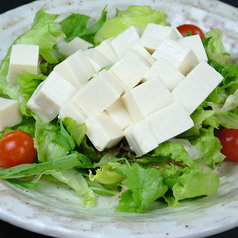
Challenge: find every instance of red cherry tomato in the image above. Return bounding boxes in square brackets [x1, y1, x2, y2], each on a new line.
[177, 24, 206, 40]
[218, 128, 238, 162]
[0, 130, 36, 168]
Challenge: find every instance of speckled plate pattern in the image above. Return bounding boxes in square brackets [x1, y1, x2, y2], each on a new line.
[0, 1, 238, 238]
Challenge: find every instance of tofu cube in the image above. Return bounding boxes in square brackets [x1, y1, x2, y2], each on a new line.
[73, 70, 123, 116]
[85, 111, 124, 151]
[95, 37, 119, 63]
[177, 35, 208, 62]
[7, 44, 39, 84]
[131, 42, 155, 66]
[147, 100, 194, 144]
[54, 60, 82, 89]
[124, 119, 158, 156]
[185, 61, 223, 94]
[143, 58, 185, 92]
[171, 75, 208, 115]
[27, 71, 77, 122]
[58, 98, 87, 125]
[59, 37, 93, 57]
[122, 78, 174, 122]
[152, 38, 199, 75]
[0, 98, 22, 131]
[111, 26, 141, 58]
[106, 98, 133, 130]
[140, 24, 181, 54]
[109, 50, 149, 90]
[84, 48, 113, 72]
[66, 50, 95, 86]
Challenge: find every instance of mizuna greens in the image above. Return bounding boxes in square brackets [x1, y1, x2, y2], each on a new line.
[0, 6, 238, 213]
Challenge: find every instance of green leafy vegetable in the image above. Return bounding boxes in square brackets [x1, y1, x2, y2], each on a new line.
[94, 5, 169, 44]
[59, 6, 107, 44]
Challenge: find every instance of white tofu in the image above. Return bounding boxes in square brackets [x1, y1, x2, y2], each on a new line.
[59, 37, 93, 57]
[152, 38, 199, 75]
[106, 98, 133, 130]
[131, 42, 155, 67]
[0, 98, 22, 131]
[140, 24, 181, 54]
[122, 78, 174, 122]
[107, 69, 129, 94]
[53, 60, 82, 89]
[185, 61, 223, 94]
[73, 70, 123, 116]
[143, 58, 185, 92]
[109, 50, 149, 90]
[7, 44, 39, 84]
[177, 35, 208, 62]
[84, 48, 113, 72]
[58, 98, 87, 125]
[95, 37, 119, 63]
[27, 82, 59, 123]
[147, 100, 194, 144]
[124, 119, 158, 156]
[27, 71, 77, 122]
[85, 111, 124, 151]
[171, 75, 208, 115]
[111, 26, 141, 58]
[66, 50, 95, 86]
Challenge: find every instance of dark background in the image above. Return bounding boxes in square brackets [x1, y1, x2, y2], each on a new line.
[0, 0, 238, 237]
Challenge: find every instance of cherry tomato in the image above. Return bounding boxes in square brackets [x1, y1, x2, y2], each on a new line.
[0, 130, 36, 168]
[218, 128, 238, 162]
[177, 24, 206, 40]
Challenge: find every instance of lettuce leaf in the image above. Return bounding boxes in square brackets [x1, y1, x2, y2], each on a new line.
[59, 7, 107, 44]
[116, 163, 168, 212]
[94, 5, 169, 44]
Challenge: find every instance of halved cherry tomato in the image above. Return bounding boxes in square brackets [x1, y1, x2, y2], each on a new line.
[177, 24, 206, 40]
[218, 128, 238, 162]
[0, 130, 36, 168]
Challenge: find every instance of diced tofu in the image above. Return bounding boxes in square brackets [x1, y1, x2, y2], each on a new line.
[143, 58, 185, 92]
[73, 70, 123, 116]
[177, 35, 208, 62]
[109, 50, 149, 90]
[53, 60, 82, 89]
[84, 48, 113, 72]
[66, 50, 95, 86]
[95, 37, 119, 63]
[171, 75, 208, 115]
[0, 98, 22, 131]
[131, 42, 155, 66]
[111, 26, 141, 58]
[152, 38, 199, 75]
[147, 100, 194, 144]
[124, 119, 158, 156]
[185, 61, 223, 94]
[59, 37, 93, 57]
[106, 98, 133, 130]
[58, 98, 87, 125]
[140, 24, 181, 54]
[122, 78, 174, 122]
[85, 111, 124, 151]
[7, 44, 39, 84]
[27, 71, 77, 122]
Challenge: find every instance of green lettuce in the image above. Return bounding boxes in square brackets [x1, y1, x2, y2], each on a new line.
[59, 6, 107, 44]
[94, 5, 169, 44]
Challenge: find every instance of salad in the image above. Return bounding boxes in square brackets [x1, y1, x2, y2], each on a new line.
[0, 5, 238, 214]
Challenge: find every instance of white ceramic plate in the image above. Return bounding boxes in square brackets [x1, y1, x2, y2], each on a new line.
[0, 1, 238, 237]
